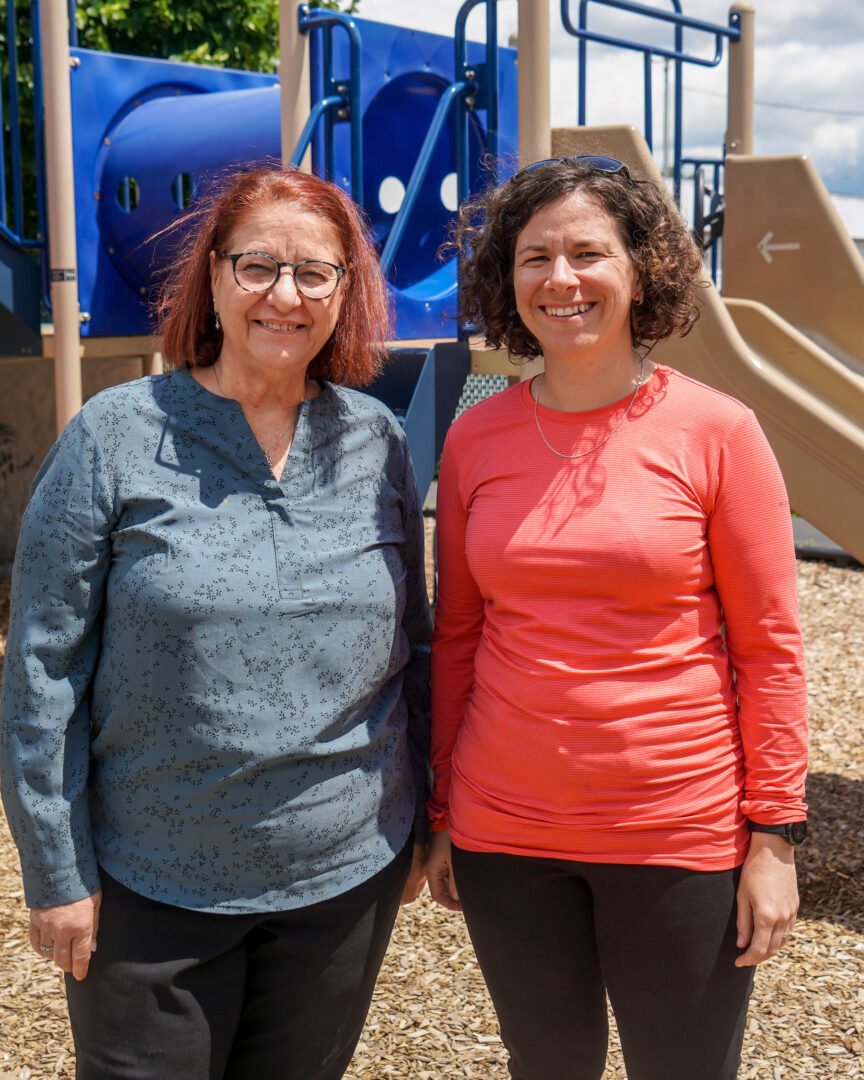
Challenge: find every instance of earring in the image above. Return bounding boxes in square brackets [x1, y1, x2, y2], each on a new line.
[214, 309, 221, 331]
[634, 295, 643, 305]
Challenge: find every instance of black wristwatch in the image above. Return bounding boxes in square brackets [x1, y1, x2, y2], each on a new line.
[747, 820, 807, 846]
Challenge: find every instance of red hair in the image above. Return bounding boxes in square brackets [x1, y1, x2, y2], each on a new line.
[157, 164, 392, 386]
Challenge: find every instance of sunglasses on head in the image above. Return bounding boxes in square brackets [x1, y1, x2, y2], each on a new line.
[514, 155, 630, 180]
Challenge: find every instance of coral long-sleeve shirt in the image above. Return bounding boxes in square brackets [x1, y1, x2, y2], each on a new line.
[429, 365, 808, 870]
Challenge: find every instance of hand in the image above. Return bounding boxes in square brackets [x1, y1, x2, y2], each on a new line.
[426, 829, 461, 912]
[735, 833, 798, 967]
[400, 844, 428, 906]
[29, 891, 102, 981]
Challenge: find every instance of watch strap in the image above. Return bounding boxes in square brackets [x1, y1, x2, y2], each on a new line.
[747, 820, 807, 845]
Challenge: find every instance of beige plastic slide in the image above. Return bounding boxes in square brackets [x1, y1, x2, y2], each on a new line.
[723, 154, 864, 377]
[546, 125, 864, 562]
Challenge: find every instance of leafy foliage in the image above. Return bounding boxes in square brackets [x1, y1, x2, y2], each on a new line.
[76, 0, 360, 72]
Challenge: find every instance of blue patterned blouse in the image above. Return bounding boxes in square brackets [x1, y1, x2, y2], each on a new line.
[0, 368, 431, 912]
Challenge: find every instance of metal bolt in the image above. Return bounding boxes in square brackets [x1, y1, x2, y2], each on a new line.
[69, 56, 80, 68]
[94, 192, 100, 200]
[79, 311, 91, 323]
[337, 108, 348, 119]
[425, 302, 431, 310]
[336, 84, 347, 94]
[104, 137, 111, 146]
[464, 69, 475, 80]
[107, 247, 114, 255]
[464, 96, 476, 109]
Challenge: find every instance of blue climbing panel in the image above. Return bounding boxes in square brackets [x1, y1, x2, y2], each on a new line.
[68, 17, 517, 340]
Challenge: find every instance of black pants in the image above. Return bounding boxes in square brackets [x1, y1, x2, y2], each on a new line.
[451, 845, 754, 1080]
[66, 841, 412, 1080]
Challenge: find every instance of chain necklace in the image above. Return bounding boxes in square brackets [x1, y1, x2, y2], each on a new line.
[211, 363, 302, 467]
[532, 353, 645, 460]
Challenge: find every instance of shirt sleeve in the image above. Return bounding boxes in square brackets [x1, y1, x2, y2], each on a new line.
[0, 412, 115, 907]
[398, 437, 433, 844]
[707, 410, 808, 823]
[427, 428, 486, 831]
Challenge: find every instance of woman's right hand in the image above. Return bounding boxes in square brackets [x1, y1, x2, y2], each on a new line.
[426, 830, 461, 912]
[29, 891, 102, 981]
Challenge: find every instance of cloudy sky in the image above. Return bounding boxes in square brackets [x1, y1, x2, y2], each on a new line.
[356, 0, 864, 194]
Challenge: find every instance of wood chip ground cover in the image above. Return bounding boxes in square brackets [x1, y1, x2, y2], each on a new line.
[1, 549, 862, 1078]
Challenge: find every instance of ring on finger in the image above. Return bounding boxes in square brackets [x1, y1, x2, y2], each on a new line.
[39, 944, 55, 953]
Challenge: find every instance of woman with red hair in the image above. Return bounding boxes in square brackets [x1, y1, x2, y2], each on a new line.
[1, 164, 431, 1079]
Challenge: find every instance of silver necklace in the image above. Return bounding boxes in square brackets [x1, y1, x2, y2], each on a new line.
[533, 354, 645, 460]
[212, 363, 302, 467]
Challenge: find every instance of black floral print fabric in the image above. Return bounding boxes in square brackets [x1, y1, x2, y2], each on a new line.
[0, 369, 431, 912]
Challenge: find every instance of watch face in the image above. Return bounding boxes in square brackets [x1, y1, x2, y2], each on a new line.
[789, 821, 808, 845]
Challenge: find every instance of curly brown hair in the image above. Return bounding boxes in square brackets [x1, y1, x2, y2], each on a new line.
[450, 158, 705, 358]
[158, 164, 392, 386]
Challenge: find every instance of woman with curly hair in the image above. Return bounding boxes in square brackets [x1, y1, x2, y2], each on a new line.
[425, 156, 807, 1080]
[1, 163, 431, 1079]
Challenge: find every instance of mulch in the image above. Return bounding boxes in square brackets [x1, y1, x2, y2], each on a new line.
[1, 543, 862, 1078]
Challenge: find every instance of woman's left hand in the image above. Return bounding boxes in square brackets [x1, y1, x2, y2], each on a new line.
[734, 832, 799, 967]
[400, 844, 427, 906]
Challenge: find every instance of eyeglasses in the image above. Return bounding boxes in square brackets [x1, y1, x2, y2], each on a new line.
[514, 156, 630, 180]
[219, 252, 346, 298]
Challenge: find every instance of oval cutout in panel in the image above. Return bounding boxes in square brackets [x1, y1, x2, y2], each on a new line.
[116, 176, 140, 212]
[379, 175, 407, 215]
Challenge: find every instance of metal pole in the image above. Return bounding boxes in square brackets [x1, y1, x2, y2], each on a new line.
[517, 0, 551, 167]
[280, 0, 311, 168]
[663, 57, 671, 174]
[725, 1, 754, 155]
[40, 0, 82, 434]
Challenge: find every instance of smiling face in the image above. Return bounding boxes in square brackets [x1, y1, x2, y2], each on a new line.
[210, 200, 346, 384]
[512, 190, 640, 369]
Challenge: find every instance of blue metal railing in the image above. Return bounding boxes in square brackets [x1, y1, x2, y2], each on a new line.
[380, 0, 498, 281]
[454, 0, 499, 194]
[292, 5, 364, 207]
[379, 78, 475, 280]
[561, 0, 741, 202]
[1, 0, 45, 252]
[0, 0, 49, 319]
[685, 155, 724, 278]
[67, 0, 78, 47]
[297, 0, 501, 289]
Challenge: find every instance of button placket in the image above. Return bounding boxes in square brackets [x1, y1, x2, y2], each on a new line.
[269, 401, 311, 601]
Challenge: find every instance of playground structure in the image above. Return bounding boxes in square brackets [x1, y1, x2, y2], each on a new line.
[0, 0, 862, 568]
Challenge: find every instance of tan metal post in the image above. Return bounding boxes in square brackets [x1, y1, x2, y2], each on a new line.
[517, 0, 551, 167]
[280, 0, 311, 169]
[725, 1, 755, 155]
[41, 0, 82, 434]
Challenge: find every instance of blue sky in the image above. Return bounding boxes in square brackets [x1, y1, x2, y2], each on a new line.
[357, 0, 864, 195]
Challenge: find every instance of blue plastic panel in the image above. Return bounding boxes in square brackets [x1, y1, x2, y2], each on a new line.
[321, 17, 517, 338]
[70, 47, 278, 337]
[68, 16, 517, 340]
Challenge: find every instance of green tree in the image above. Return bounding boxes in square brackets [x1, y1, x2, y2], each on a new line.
[76, 0, 360, 72]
